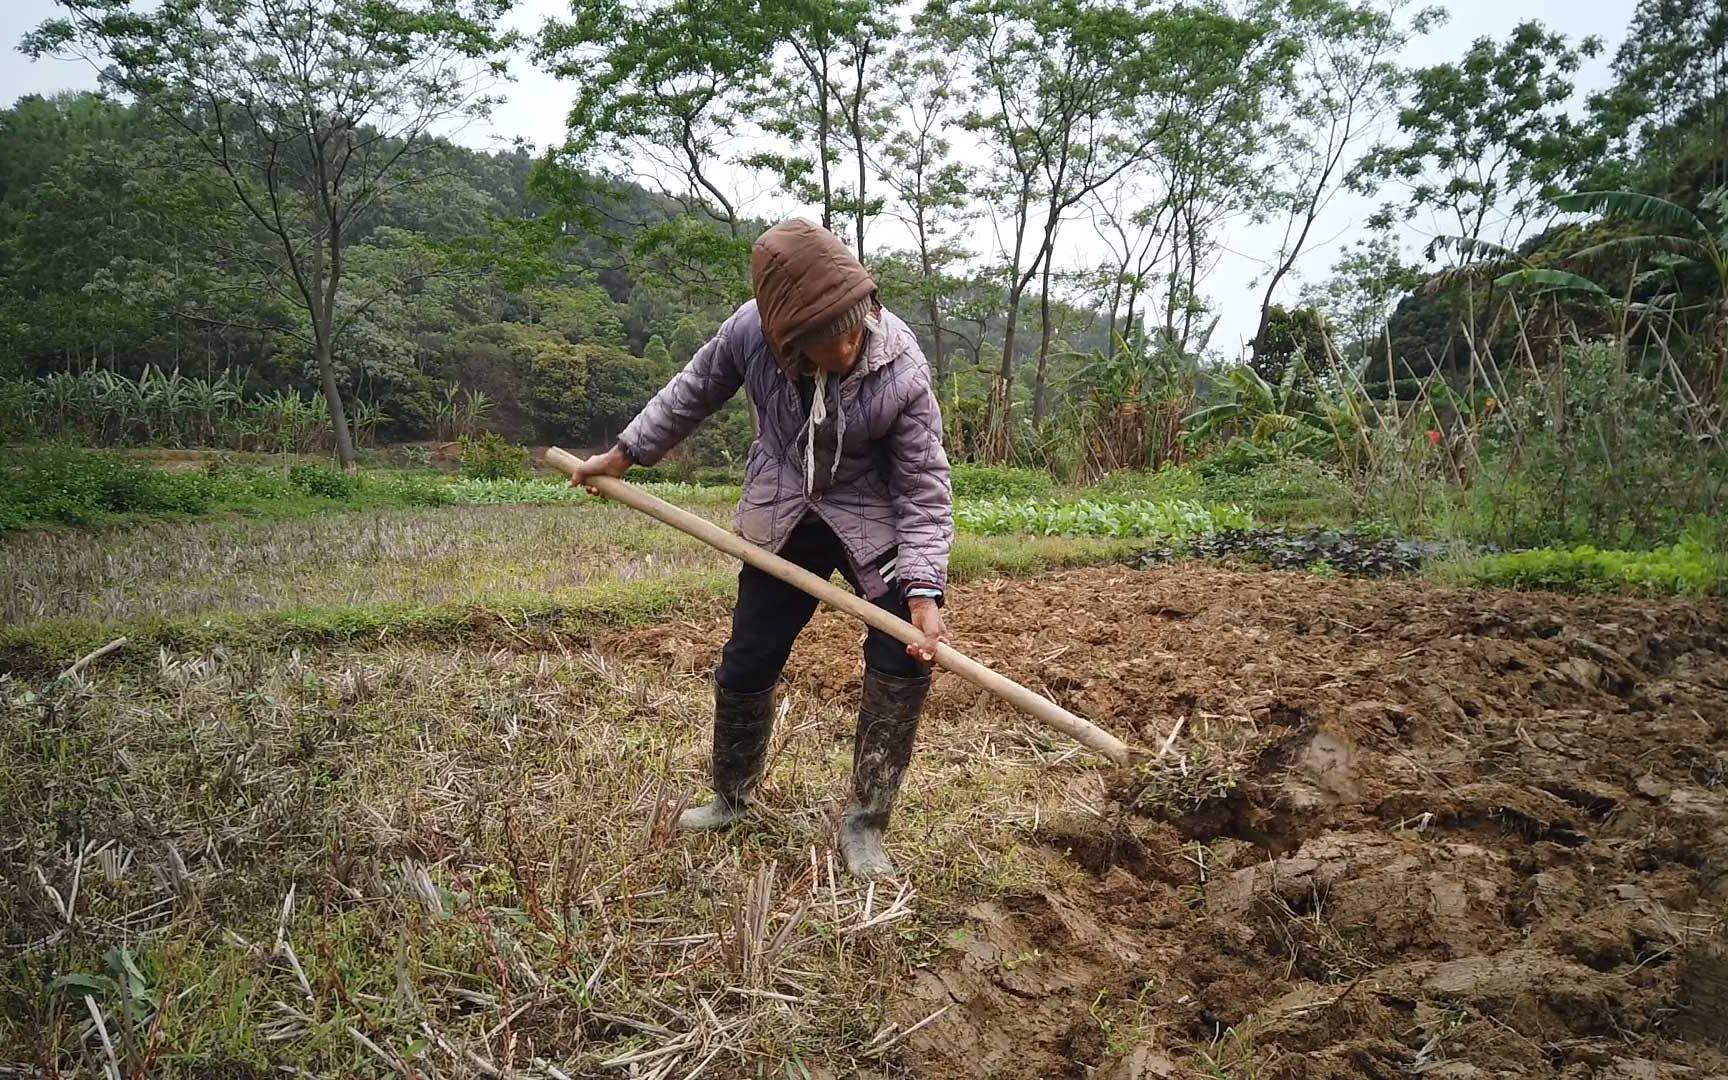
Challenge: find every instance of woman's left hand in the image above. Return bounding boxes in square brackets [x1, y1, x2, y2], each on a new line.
[906, 597, 948, 663]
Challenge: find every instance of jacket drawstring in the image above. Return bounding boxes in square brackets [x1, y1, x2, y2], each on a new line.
[802, 368, 845, 497]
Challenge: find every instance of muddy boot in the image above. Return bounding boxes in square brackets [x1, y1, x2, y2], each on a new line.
[678, 682, 776, 831]
[839, 668, 929, 880]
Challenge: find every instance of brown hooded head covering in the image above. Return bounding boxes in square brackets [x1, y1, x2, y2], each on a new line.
[750, 218, 877, 364]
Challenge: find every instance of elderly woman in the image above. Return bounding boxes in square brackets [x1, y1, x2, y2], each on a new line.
[569, 218, 953, 880]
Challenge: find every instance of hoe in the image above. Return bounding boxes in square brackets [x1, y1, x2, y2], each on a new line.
[546, 446, 1134, 765]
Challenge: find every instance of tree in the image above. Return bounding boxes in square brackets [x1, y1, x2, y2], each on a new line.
[644, 333, 675, 372]
[1097, 2, 1293, 364]
[1250, 0, 1435, 368]
[28, 0, 518, 471]
[746, 0, 889, 256]
[869, 43, 973, 382]
[527, 284, 628, 346]
[1358, 21, 1603, 254]
[928, 0, 1178, 450]
[1587, 0, 1728, 196]
[0, 93, 273, 376]
[584, 344, 662, 442]
[1300, 234, 1424, 363]
[539, 0, 770, 238]
[1250, 304, 1334, 385]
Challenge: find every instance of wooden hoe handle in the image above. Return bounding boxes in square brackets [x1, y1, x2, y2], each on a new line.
[545, 446, 1133, 765]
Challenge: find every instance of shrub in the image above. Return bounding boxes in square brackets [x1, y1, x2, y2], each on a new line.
[1458, 542, 1727, 596]
[690, 466, 744, 487]
[949, 464, 1054, 500]
[0, 446, 214, 530]
[376, 475, 453, 507]
[459, 432, 528, 480]
[630, 461, 744, 486]
[1195, 439, 1275, 479]
[954, 497, 1251, 540]
[203, 465, 294, 503]
[1096, 464, 1205, 501]
[444, 477, 741, 506]
[287, 464, 359, 500]
[673, 400, 754, 470]
[1200, 457, 1352, 508]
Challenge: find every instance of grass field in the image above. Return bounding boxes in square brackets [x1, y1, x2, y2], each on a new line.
[1, 503, 733, 625]
[0, 492, 1116, 1077]
[5, 474, 1725, 1078]
[1, 638, 1082, 1076]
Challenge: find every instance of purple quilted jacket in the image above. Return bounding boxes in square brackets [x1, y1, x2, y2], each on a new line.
[616, 300, 953, 601]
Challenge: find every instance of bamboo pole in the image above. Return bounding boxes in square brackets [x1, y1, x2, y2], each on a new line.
[544, 447, 1134, 764]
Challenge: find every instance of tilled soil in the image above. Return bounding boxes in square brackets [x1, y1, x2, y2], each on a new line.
[611, 563, 1728, 1078]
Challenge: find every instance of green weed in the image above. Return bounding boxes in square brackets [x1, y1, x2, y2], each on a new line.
[950, 463, 1055, 500]
[457, 431, 528, 480]
[955, 497, 1251, 540]
[1443, 540, 1728, 596]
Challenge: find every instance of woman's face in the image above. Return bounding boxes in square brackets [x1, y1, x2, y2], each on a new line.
[802, 323, 867, 375]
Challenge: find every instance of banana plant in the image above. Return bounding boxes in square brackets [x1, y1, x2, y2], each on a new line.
[1423, 235, 1532, 294]
[181, 371, 240, 446]
[36, 372, 85, 435]
[92, 370, 147, 444]
[0, 379, 35, 437]
[1183, 363, 1333, 453]
[1554, 186, 1728, 398]
[1492, 268, 1611, 300]
[349, 401, 390, 447]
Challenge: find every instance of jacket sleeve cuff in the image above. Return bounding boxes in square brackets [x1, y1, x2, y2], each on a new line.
[615, 440, 643, 467]
[904, 582, 945, 606]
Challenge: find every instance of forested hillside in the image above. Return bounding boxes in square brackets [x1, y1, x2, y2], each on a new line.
[2, 0, 1724, 490]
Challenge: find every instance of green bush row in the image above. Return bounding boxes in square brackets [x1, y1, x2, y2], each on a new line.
[954, 497, 1253, 540]
[0, 447, 215, 530]
[444, 477, 1252, 542]
[0, 448, 453, 531]
[1458, 542, 1727, 596]
[1097, 450, 1355, 524]
[949, 463, 1054, 500]
[623, 463, 744, 487]
[443, 477, 743, 506]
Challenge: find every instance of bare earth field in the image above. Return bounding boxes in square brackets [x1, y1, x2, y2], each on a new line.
[617, 565, 1728, 1078]
[4, 563, 1726, 1077]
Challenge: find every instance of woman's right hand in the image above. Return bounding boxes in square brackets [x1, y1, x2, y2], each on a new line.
[569, 446, 631, 496]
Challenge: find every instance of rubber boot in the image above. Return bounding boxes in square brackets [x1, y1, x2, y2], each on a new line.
[839, 668, 929, 880]
[677, 681, 776, 831]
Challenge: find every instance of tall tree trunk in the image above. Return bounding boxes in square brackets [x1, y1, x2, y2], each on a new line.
[995, 286, 1023, 461]
[1033, 251, 1057, 425]
[854, 136, 867, 256]
[988, 180, 1036, 462]
[314, 327, 358, 472]
[816, 53, 834, 230]
[1104, 261, 1123, 358]
[1249, 261, 1294, 367]
[917, 216, 945, 384]
[317, 219, 357, 472]
[849, 37, 870, 258]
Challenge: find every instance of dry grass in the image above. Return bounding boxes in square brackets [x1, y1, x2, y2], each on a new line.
[0, 500, 1150, 1075]
[1, 502, 1136, 629]
[1, 504, 735, 625]
[0, 640, 1092, 1076]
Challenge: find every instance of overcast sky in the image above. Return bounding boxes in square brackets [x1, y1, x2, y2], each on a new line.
[4, 0, 1638, 357]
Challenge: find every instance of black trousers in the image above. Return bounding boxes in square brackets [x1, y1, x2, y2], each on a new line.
[716, 515, 930, 693]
